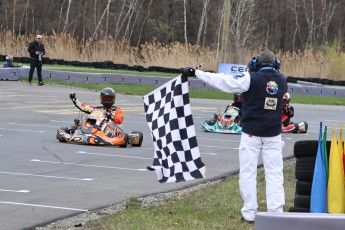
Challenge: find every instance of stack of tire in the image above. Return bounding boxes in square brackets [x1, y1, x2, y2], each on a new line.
[289, 140, 331, 213]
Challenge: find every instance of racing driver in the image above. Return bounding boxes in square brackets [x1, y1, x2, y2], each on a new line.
[69, 87, 124, 125]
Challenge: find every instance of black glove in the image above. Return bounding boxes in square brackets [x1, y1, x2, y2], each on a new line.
[106, 112, 113, 121]
[70, 92, 76, 102]
[181, 67, 196, 77]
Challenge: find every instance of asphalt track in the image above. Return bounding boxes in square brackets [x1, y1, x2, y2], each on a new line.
[0, 81, 344, 230]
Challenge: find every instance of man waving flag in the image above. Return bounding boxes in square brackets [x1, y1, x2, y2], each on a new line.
[143, 74, 206, 183]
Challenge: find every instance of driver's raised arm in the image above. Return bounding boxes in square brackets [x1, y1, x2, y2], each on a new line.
[69, 92, 94, 114]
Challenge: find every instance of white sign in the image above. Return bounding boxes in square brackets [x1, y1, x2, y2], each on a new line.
[217, 63, 248, 74]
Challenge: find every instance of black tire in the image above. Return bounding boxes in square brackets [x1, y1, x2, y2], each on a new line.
[295, 181, 312, 196]
[294, 195, 311, 209]
[295, 158, 315, 181]
[288, 206, 310, 213]
[294, 140, 331, 158]
[119, 133, 128, 148]
[131, 131, 143, 147]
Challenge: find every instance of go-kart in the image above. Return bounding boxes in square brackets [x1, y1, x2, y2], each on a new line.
[201, 106, 242, 134]
[201, 105, 308, 134]
[56, 109, 143, 147]
[282, 113, 308, 133]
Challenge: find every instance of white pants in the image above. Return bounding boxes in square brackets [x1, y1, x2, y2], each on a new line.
[239, 132, 285, 221]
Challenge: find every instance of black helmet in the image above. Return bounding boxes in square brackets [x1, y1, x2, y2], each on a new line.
[100, 88, 116, 108]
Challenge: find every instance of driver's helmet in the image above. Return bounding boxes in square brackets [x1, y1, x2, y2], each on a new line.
[6, 55, 13, 62]
[282, 93, 290, 108]
[234, 93, 243, 103]
[221, 106, 240, 126]
[100, 87, 116, 108]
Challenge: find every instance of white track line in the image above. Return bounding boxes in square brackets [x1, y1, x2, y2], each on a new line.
[197, 137, 240, 143]
[76, 151, 151, 160]
[199, 144, 238, 150]
[0, 171, 93, 181]
[0, 128, 44, 133]
[9, 123, 58, 128]
[0, 201, 88, 212]
[30, 159, 147, 171]
[0, 189, 30, 193]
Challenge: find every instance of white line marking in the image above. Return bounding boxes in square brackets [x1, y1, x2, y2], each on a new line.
[0, 171, 93, 181]
[50, 120, 75, 123]
[9, 123, 58, 128]
[0, 201, 88, 212]
[0, 189, 30, 193]
[202, 152, 217, 156]
[199, 145, 238, 150]
[76, 151, 151, 160]
[30, 159, 147, 171]
[0, 128, 44, 133]
[197, 137, 240, 143]
[325, 119, 345, 123]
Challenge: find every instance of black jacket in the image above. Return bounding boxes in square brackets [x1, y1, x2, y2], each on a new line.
[241, 69, 287, 137]
[28, 40, 45, 59]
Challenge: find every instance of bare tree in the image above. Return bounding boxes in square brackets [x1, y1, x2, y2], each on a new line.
[18, 0, 30, 35]
[57, 0, 66, 33]
[12, 0, 16, 35]
[196, 0, 210, 46]
[229, 0, 257, 62]
[62, 0, 73, 33]
[82, 0, 88, 42]
[183, 0, 188, 45]
[136, 0, 153, 47]
[220, 0, 231, 62]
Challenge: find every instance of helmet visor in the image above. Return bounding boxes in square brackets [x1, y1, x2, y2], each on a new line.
[101, 95, 114, 103]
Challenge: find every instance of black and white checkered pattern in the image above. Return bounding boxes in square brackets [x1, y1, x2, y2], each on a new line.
[143, 75, 206, 183]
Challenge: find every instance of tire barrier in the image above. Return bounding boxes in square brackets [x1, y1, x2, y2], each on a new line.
[289, 140, 331, 213]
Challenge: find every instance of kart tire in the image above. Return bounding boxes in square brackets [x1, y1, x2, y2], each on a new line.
[294, 140, 331, 158]
[119, 133, 128, 148]
[56, 134, 67, 143]
[295, 158, 315, 182]
[295, 181, 312, 196]
[131, 131, 143, 147]
[292, 123, 299, 133]
[294, 195, 310, 209]
[288, 206, 310, 213]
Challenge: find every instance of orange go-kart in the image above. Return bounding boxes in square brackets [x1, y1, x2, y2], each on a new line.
[56, 109, 143, 147]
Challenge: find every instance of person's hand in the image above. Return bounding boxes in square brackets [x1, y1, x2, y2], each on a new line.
[181, 67, 196, 77]
[69, 92, 76, 102]
[35, 51, 39, 55]
[106, 112, 113, 121]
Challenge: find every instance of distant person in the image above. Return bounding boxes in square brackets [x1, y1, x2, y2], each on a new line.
[3, 55, 14, 67]
[28, 34, 45, 86]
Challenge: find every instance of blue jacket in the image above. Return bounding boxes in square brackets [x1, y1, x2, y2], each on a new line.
[3, 61, 14, 67]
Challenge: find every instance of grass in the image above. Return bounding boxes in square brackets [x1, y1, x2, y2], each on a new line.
[84, 159, 296, 230]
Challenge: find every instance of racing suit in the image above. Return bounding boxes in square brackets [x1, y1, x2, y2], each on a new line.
[282, 105, 294, 127]
[195, 68, 287, 221]
[71, 97, 124, 125]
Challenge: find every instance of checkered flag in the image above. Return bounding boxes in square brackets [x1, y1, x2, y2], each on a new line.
[143, 75, 206, 183]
